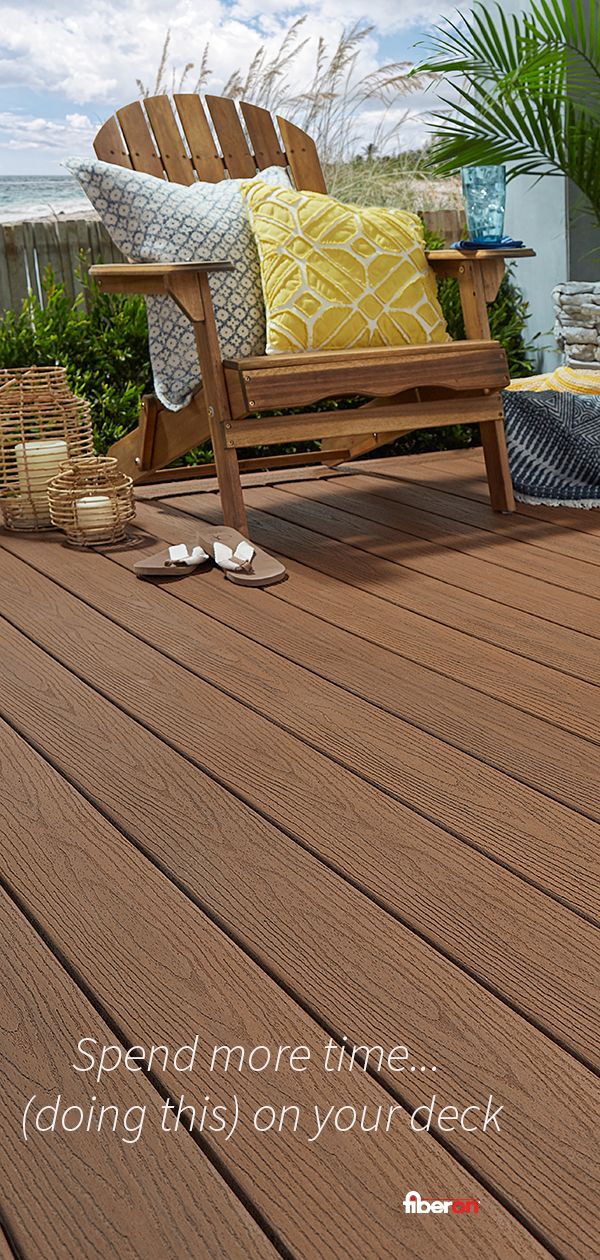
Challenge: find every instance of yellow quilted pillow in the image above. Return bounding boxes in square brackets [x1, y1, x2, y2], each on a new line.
[240, 181, 450, 355]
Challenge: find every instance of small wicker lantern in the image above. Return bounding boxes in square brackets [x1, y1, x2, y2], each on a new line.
[48, 456, 135, 546]
[0, 366, 95, 530]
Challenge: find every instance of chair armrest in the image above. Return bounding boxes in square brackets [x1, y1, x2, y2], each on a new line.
[426, 249, 535, 330]
[426, 248, 534, 286]
[426, 248, 535, 266]
[89, 260, 234, 296]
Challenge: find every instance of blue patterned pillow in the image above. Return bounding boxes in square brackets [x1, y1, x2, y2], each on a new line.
[65, 159, 291, 411]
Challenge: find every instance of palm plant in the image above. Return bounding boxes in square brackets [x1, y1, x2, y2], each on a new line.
[415, 0, 600, 229]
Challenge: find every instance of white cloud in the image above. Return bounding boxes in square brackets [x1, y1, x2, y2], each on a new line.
[0, 109, 95, 151]
[0, 0, 455, 167]
[0, 0, 451, 104]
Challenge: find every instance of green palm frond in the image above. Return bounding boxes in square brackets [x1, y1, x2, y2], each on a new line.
[415, 0, 600, 227]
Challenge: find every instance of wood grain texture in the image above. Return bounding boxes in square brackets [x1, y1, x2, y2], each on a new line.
[228, 398, 504, 448]
[174, 96, 225, 182]
[233, 343, 509, 411]
[0, 705, 588, 1259]
[229, 483, 598, 637]
[205, 97, 257, 178]
[340, 457, 600, 567]
[134, 466, 344, 498]
[240, 103, 287, 168]
[0, 720, 546, 1260]
[0, 552, 599, 1072]
[275, 474, 600, 599]
[129, 501, 598, 743]
[162, 492, 600, 686]
[0, 1230, 15, 1260]
[276, 117, 327, 192]
[3, 528, 600, 910]
[144, 96, 196, 184]
[1, 451, 597, 1260]
[0, 886, 276, 1260]
[115, 102, 164, 177]
[380, 449, 600, 537]
[229, 340, 498, 372]
[93, 115, 132, 167]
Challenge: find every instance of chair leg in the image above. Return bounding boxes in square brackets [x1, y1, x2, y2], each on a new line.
[212, 441, 248, 533]
[204, 403, 248, 532]
[480, 418, 515, 513]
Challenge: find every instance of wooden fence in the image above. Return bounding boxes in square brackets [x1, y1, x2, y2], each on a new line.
[0, 208, 464, 316]
[0, 217, 123, 314]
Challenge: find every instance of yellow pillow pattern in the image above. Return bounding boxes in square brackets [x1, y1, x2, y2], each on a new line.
[241, 182, 450, 355]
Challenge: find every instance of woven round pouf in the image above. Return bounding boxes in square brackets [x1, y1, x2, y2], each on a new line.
[48, 456, 135, 547]
[0, 366, 94, 530]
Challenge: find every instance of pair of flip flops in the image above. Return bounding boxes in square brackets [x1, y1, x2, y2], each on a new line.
[134, 525, 286, 587]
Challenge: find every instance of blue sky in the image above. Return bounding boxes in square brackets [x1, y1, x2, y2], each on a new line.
[0, 0, 454, 174]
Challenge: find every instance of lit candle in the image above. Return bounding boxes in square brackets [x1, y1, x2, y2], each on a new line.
[75, 494, 115, 536]
[15, 439, 68, 526]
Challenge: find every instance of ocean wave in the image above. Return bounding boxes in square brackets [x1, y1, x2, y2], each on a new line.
[0, 199, 97, 224]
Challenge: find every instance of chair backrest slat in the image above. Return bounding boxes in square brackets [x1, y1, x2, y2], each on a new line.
[205, 96, 258, 178]
[144, 96, 195, 184]
[93, 96, 328, 194]
[116, 102, 164, 177]
[240, 102, 287, 169]
[93, 116, 132, 168]
[277, 117, 327, 193]
[174, 95, 225, 182]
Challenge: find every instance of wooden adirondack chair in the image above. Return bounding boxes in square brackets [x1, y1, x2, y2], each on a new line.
[90, 94, 533, 531]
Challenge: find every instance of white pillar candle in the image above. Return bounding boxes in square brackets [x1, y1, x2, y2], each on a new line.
[15, 439, 68, 526]
[75, 494, 115, 535]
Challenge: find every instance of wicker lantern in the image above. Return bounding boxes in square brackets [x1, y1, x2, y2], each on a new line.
[0, 366, 95, 530]
[48, 456, 135, 546]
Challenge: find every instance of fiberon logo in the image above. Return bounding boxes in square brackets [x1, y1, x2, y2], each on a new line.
[403, 1190, 480, 1215]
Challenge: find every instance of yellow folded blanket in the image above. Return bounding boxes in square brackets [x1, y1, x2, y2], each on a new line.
[507, 365, 600, 393]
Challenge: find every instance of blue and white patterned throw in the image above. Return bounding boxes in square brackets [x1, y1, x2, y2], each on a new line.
[502, 389, 600, 507]
[65, 158, 291, 411]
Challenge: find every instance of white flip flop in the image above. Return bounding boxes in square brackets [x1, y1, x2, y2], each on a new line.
[134, 542, 210, 578]
[195, 526, 287, 587]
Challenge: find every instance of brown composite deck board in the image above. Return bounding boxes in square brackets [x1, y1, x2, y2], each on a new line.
[340, 461, 600, 566]
[276, 474, 600, 597]
[0, 887, 276, 1260]
[135, 499, 599, 741]
[224, 485, 599, 638]
[3, 533, 599, 866]
[0, 566, 599, 1069]
[170, 493, 600, 684]
[1, 451, 597, 1260]
[0, 720, 547, 1260]
[0, 709, 592, 1260]
[133, 499, 599, 749]
[0, 1230, 16, 1260]
[367, 449, 600, 537]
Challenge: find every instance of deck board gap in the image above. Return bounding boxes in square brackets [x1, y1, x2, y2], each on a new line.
[1, 682, 598, 1081]
[0, 760, 564, 1260]
[0, 870, 295, 1260]
[3, 584, 600, 908]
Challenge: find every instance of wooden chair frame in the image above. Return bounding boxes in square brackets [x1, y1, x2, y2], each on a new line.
[90, 94, 534, 530]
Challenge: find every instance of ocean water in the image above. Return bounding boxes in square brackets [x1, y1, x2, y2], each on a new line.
[0, 175, 90, 222]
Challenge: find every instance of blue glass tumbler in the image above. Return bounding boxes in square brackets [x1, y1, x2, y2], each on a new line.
[461, 165, 506, 243]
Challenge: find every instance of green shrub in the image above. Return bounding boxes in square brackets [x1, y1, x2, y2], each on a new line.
[0, 256, 535, 463]
[0, 268, 150, 454]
